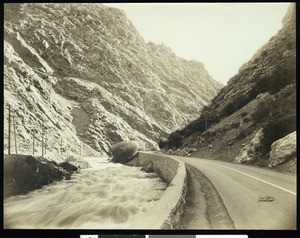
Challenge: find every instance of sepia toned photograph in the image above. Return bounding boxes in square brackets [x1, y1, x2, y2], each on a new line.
[3, 2, 296, 231]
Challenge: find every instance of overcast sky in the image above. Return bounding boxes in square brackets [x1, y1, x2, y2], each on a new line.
[105, 3, 290, 84]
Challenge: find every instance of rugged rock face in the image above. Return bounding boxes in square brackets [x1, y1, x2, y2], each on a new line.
[4, 3, 222, 155]
[163, 4, 296, 173]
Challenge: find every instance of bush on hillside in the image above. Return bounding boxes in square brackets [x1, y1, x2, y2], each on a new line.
[221, 93, 250, 118]
[250, 95, 275, 123]
[235, 125, 255, 140]
[243, 116, 251, 123]
[241, 111, 248, 117]
[158, 137, 168, 149]
[165, 130, 184, 149]
[109, 141, 139, 164]
[188, 119, 205, 133]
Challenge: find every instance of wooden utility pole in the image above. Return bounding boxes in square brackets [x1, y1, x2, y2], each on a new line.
[60, 137, 63, 154]
[42, 123, 44, 156]
[13, 116, 17, 154]
[80, 141, 82, 156]
[203, 111, 210, 138]
[45, 134, 47, 155]
[32, 130, 35, 155]
[205, 116, 208, 133]
[8, 105, 11, 154]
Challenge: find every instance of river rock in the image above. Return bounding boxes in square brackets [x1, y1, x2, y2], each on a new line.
[61, 154, 90, 169]
[269, 131, 296, 167]
[58, 161, 78, 172]
[141, 161, 155, 173]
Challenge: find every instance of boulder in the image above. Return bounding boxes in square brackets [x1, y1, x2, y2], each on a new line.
[175, 148, 182, 154]
[64, 154, 90, 169]
[269, 131, 296, 167]
[4, 154, 66, 198]
[234, 145, 251, 163]
[58, 161, 78, 172]
[187, 148, 196, 154]
[234, 128, 264, 163]
[141, 161, 155, 173]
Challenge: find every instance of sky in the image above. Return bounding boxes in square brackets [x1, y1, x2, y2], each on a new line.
[105, 3, 290, 84]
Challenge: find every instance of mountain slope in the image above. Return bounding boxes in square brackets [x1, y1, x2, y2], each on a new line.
[162, 4, 296, 172]
[4, 3, 222, 155]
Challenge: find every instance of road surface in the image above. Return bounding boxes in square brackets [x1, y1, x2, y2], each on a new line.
[167, 154, 296, 229]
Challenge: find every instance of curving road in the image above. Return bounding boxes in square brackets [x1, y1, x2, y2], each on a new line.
[164, 154, 296, 229]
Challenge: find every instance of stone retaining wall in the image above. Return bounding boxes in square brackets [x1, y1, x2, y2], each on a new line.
[128, 152, 187, 229]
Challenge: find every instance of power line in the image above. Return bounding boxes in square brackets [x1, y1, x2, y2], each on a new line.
[6, 107, 83, 156]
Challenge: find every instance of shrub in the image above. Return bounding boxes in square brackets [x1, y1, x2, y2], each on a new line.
[158, 138, 167, 149]
[221, 93, 250, 118]
[165, 130, 184, 149]
[206, 130, 216, 137]
[235, 126, 255, 140]
[230, 121, 240, 129]
[251, 95, 275, 123]
[235, 130, 247, 140]
[243, 116, 251, 123]
[189, 119, 205, 133]
[109, 142, 139, 164]
[241, 111, 248, 117]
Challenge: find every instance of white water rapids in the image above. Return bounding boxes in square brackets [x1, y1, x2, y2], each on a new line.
[4, 157, 167, 229]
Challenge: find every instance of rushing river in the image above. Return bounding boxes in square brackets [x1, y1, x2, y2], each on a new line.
[4, 157, 167, 229]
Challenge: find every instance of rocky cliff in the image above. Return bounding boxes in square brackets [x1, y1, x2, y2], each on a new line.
[163, 4, 296, 173]
[4, 3, 222, 155]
